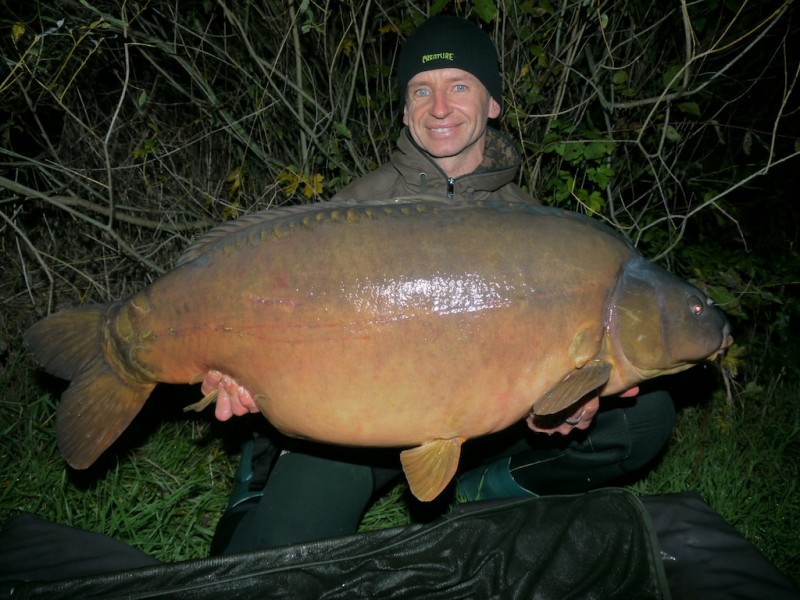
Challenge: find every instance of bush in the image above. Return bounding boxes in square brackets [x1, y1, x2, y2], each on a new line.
[1, 0, 798, 583]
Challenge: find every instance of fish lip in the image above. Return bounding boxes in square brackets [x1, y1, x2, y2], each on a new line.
[719, 333, 734, 353]
[708, 334, 734, 361]
[720, 319, 733, 349]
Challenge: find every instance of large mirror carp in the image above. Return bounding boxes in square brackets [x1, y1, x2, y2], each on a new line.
[25, 199, 732, 501]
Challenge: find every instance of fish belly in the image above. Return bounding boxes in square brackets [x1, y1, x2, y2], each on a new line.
[123, 204, 629, 447]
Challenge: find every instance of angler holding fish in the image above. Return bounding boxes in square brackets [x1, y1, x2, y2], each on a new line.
[199, 16, 728, 552]
[24, 15, 732, 555]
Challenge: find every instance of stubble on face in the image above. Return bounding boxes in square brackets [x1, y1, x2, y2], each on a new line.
[403, 68, 501, 178]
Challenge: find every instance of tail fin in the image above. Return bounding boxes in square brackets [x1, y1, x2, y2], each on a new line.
[24, 306, 155, 469]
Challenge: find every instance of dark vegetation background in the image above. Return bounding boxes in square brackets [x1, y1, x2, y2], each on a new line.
[1, 0, 798, 582]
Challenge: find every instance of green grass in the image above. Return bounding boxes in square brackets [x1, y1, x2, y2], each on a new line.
[1, 348, 797, 585]
[0, 352, 238, 562]
[358, 483, 412, 533]
[630, 380, 800, 579]
[1, 404, 235, 562]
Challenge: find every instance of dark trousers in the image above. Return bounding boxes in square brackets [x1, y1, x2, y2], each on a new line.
[212, 390, 675, 554]
[500, 389, 675, 495]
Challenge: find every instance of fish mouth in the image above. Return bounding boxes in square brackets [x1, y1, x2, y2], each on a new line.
[708, 332, 734, 362]
[710, 318, 734, 359]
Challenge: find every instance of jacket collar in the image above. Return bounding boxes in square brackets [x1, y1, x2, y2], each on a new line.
[391, 127, 521, 198]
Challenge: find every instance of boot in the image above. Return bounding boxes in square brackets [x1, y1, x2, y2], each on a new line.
[454, 457, 536, 503]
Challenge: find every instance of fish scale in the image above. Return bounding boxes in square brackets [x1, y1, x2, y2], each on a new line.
[25, 198, 732, 501]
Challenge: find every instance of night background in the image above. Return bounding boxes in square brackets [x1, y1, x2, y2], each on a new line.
[1, 0, 798, 584]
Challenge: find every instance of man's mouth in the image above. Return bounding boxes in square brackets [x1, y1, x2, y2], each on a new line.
[428, 124, 459, 134]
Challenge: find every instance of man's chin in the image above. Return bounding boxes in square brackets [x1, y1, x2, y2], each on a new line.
[418, 141, 464, 159]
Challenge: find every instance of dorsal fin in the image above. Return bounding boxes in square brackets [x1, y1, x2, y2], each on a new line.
[177, 202, 330, 267]
[175, 197, 447, 267]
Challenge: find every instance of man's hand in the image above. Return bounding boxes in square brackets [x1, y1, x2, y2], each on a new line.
[526, 386, 640, 435]
[201, 370, 259, 421]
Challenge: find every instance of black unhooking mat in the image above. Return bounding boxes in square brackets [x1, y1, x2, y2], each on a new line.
[2, 489, 797, 599]
[1, 489, 666, 599]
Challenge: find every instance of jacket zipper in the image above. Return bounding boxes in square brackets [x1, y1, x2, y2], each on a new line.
[447, 177, 455, 200]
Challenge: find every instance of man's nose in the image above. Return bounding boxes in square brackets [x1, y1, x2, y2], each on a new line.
[429, 90, 452, 118]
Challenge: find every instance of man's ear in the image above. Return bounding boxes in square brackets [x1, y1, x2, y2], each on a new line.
[402, 101, 410, 126]
[488, 97, 501, 119]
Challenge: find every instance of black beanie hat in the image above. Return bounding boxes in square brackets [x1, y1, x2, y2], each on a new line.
[398, 16, 503, 108]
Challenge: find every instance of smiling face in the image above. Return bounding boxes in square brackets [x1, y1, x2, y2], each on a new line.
[403, 68, 502, 178]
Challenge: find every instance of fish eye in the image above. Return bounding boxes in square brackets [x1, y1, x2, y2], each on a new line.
[688, 295, 705, 316]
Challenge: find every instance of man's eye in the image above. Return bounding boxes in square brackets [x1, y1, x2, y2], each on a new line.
[453, 84, 467, 92]
[414, 88, 430, 97]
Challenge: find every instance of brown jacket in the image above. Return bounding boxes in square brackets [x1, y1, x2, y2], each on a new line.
[331, 127, 538, 205]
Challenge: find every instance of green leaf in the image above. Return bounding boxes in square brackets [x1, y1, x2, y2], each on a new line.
[554, 142, 584, 162]
[707, 285, 742, 315]
[662, 125, 682, 142]
[587, 165, 615, 188]
[585, 190, 605, 214]
[662, 65, 683, 92]
[583, 141, 614, 160]
[530, 45, 548, 68]
[677, 101, 700, 116]
[472, 0, 498, 22]
[612, 71, 628, 85]
[12, 22, 26, 43]
[334, 122, 352, 139]
[429, 0, 450, 16]
[137, 90, 147, 108]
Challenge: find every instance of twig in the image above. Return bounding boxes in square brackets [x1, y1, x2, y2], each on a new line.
[0, 176, 215, 232]
[648, 150, 800, 261]
[0, 176, 167, 274]
[103, 6, 132, 230]
[288, 0, 309, 167]
[0, 208, 55, 313]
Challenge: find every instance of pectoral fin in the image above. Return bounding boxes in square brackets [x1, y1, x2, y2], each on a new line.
[534, 361, 612, 415]
[400, 437, 465, 502]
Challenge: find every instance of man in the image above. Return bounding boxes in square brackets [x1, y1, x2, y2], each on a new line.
[207, 15, 674, 553]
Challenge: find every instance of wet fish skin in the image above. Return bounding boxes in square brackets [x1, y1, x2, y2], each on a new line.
[24, 199, 732, 501]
